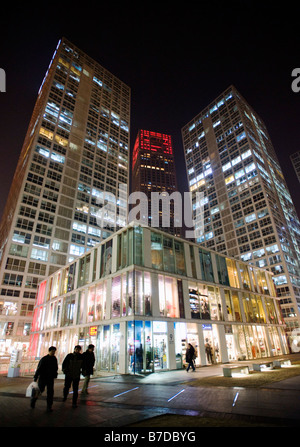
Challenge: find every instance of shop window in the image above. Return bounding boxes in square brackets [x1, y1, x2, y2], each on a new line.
[189, 285, 200, 319]
[111, 324, 120, 372]
[265, 297, 279, 324]
[215, 254, 230, 285]
[163, 237, 175, 273]
[78, 253, 91, 287]
[153, 321, 168, 371]
[239, 263, 251, 290]
[232, 292, 242, 321]
[99, 325, 110, 370]
[67, 262, 76, 292]
[151, 232, 185, 275]
[256, 269, 270, 295]
[127, 271, 134, 315]
[134, 226, 143, 266]
[112, 276, 121, 317]
[134, 270, 152, 316]
[151, 232, 163, 269]
[62, 294, 76, 326]
[174, 241, 185, 275]
[242, 293, 255, 323]
[208, 286, 223, 320]
[95, 281, 107, 320]
[118, 230, 128, 269]
[49, 299, 61, 328]
[199, 248, 214, 282]
[127, 320, 153, 374]
[87, 286, 96, 322]
[188, 283, 212, 320]
[92, 248, 98, 281]
[189, 245, 197, 278]
[36, 281, 47, 306]
[256, 295, 266, 323]
[118, 227, 142, 270]
[158, 275, 179, 318]
[51, 272, 60, 298]
[226, 258, 240, 288]
[224, 289, 234, 321]
[248, 266, 258, 292]
[32, 307, 42, 332]
[250, 294, 261, 323]
[100, 239, 112, 277]
[77, 290, 86, 324]
[203, 324, 222, 363]
[177, 279, 185, 318]
[144, 272, 152, 316]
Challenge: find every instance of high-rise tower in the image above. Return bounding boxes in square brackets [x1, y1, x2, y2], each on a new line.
[290, 151, 300, 183]
[0, 38, 130, 354]
[182, 86, 300, 343]
[132, 130, 181, 236]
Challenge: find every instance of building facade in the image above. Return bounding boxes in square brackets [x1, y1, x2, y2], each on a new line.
[132, 130, 181, 236]
[0, 38, 130, 355]
[29, 224, 288, 374]
[182, 86, 300, 343]
[290, 151, 300, 183]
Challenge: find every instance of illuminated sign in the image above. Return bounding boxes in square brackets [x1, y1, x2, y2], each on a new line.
[89, 326, 97, 336]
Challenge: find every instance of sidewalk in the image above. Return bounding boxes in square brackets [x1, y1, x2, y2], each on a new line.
[1, 353, 300, 428]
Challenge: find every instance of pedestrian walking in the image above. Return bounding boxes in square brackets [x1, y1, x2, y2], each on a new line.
[81, 344, 95, 395]
[186, 343, 196, 372]
[205, 341, 213, 364]
[31, 346, 58, 412]
[62, 345, 83, 408]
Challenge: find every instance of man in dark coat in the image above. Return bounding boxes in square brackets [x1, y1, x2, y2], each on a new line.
[62, 345, 83, 408]
[81, 344, 95, 395]
[31, 346, 58, 411]
[186, 343, 196, 372]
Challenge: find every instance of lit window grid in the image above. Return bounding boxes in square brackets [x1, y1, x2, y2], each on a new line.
[0, 38, 130, 345]
[182, 86, 300, 329]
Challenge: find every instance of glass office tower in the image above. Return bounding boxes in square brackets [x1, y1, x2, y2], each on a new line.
[0, 38, 130, 355]
[132, 130, 181, 236]
[182, 85, 300, 344]
[290, 151, 300, 183]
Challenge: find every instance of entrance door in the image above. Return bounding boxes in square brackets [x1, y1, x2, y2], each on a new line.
[153, 333, 168, 370]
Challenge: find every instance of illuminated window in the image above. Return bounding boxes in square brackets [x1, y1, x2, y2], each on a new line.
[51, 152, 65, 163]
[158, 275, 179, 318]
[31, 248, 48, 262]
[225, 175, 234, 185]
[69, 244, 85, 257]
[226, 258, 240, 288]
[39, 127, 53, 141]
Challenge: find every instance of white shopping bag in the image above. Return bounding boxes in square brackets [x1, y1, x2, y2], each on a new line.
[25, 381, 40, 398]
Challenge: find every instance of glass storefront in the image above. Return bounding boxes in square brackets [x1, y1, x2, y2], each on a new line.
[31, 319, 288, 375]
[30, 226, 288, 375]
[153, 321, 168, 371]
[127, 320, 153, 373]
[225, 325, 238, 361]
[203, 324, 221, 364]
[174, 322, 200, 368]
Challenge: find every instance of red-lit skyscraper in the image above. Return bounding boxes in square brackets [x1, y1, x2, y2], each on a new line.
[132, 130, 181, 236]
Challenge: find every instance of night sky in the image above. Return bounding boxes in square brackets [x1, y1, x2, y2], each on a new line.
[0, 2, 300, 220]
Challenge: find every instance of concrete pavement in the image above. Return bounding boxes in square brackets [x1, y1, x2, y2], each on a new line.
[1, 353, 300, 429]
